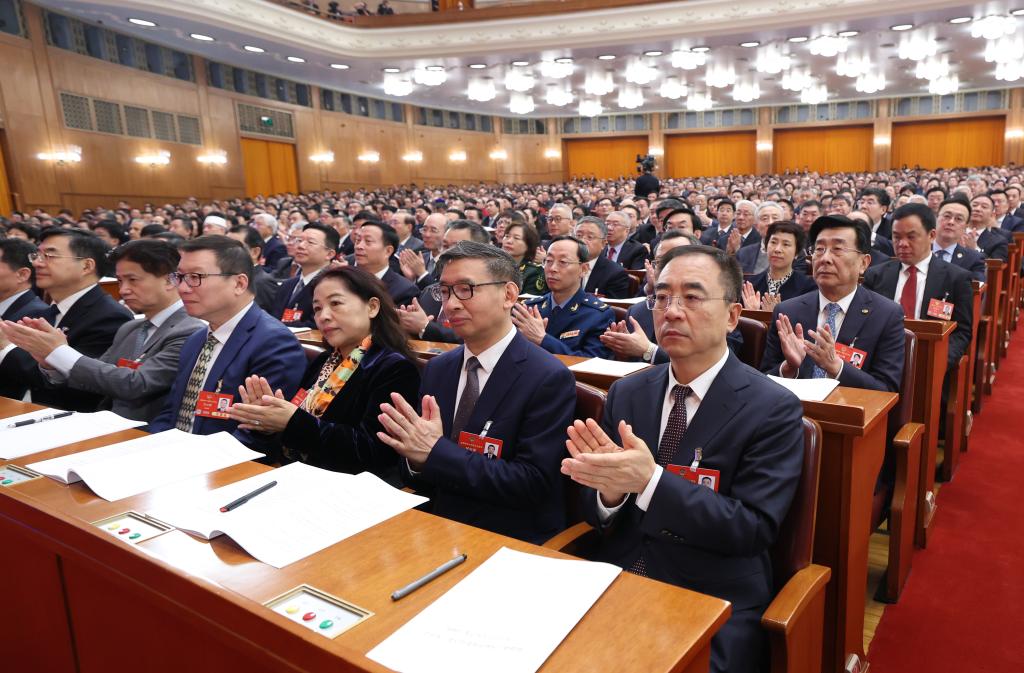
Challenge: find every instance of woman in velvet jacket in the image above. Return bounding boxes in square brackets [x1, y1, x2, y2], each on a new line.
[229, 266, 420, 483]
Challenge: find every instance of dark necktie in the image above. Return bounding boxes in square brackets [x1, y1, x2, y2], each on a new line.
[450, 357, 481, 439]
[288, 278, 305, 304]
[900, 266, 918, 319]
[175, 333, 219, 432]
[631, 384, 691, 577]
[131, 320, 153, 359]
[41, 304, 60, 325]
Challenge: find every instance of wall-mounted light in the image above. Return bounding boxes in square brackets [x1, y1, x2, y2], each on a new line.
[489, 149, 508, 160]
[544, 148, 561, 159]
[648, 147, 664, 157]
[310, 151, 335, 164]
[873, 135, 891, 146]
[197, 150, 227, 165]
[358, 151, 380, 163]
[1006, 128, 1024, 140]
[37, 146, 82, 164]
[135, 150, 170, 166]
[402, 150, 423, 162]
[756, 141, 774, 152]
[449, 150, 467, 162]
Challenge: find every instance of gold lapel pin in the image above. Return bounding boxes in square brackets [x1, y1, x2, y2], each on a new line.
[861, 309, 869, 314]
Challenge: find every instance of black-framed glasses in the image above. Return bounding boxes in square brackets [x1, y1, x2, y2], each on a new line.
[431, 281, 508, 302]
[169, 271, 237, 288]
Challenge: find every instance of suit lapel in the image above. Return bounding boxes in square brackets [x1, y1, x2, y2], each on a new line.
[836, 286, 871, 345]
[921, 261, 947, 314]
[433, 347, 464, 435]
[632, 366, 668, 449]
[465, 335, 527, 432]
[138, 307, 186, 358]
[675, 356, 747, 463]
[795, 292, 822, 379]
[204, 305, 258, 391]
[879, 261, 901, 299]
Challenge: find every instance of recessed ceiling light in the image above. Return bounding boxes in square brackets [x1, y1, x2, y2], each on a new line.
[243, 45, 265, 53]
[287, 56, 305, 63]
[891, 23, 913, 31]
[740, 41, 760, 48]
[838, 30, 858, 37]
[383, 67, 401, 73]
[788, 36, 808, 43]
[597, 54, 616, 60]
[468, 63, 487, 69]
[554, 57, 573, 64]
[426, 65, 444, 71]
[189, 33, 214, 41]
[949, 16, 972, 24]
[691, 46, 710, 53]
[128, 18, 156, 27]
[643, 50, 663, 57]
[511, 60, 529, 66]
[330, 63, 350, 70]
[1012, 9, 1024, 16]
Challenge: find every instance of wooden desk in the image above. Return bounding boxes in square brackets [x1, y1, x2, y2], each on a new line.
[293, 329, 324, 347]
[800, 387, 898, 673]
[0, 398, 729, 673]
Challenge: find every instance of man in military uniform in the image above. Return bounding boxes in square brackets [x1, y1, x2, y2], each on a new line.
[511, 235, 614, 358]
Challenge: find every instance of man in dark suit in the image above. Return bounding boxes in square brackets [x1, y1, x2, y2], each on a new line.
[931, 198, 987, 282]
[398, 212, 446, 290]
[0, 238, 47, 322]
[575, 216, 631, 298]
[717, 201, 760, 254]
[377, 242, 576, 544]
[391, 212, 424, 255]
[700, 198, 734, 245]
[991, 189, 1024, 233]
[603, 211, 647, 270]
[0, 229, 133, 410]
[253, 213, 287, 270]
[967, 193, 1010, 262]
[227, 225, 281, 312]
[149, 236, 306, 458]
[859, 187, 893, 240]
[562, 244, 804, 673]
[762, 215, 905, 393]
[864, 203, 973, 372]
[270, 223, 338, 329]
[354, 221, 419, 306]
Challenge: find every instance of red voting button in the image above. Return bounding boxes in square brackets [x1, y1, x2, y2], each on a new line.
[281, 308, 303, 322]
[118, 528, 130, 535]
[116, 358, 141, 370]
[834, 343, 868, 370]
[195, 391, 233, 419]
[302, 612, 316, 622]
[927, 297, 954, 320]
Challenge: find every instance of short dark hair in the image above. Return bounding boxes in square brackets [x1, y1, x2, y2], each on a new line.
[765, 221, 807, 252]
[939, 197, 972, 219]
[437, 240, 522, 290]
[971, 193, 994, 208]
[308, 266, 414, 361]
[93, 220, 126, 244]
[229, 224, 264, 252]
[447, 219, 490, 245]
[303, 222, 340, 252]
[926, 186, 948, 199]
[716, 199, 735, 211]
[799, 199, 824, 212]
[39, 228, 110, 278]
[360, 221, 400, 255]
[549, 234, 590, 263]
[140, 223, 167, 238]
[859, 187, 891, 207]
[8, 222, 40, 242]
[109, 239, 180, 277]
[656, 244, 742, 304]
[658, 230, 700, 247]
[809, 215, 872, 255]
[0, 238, 37, 278]
[353, 210, 378, 224]
[179, 235, 254, 286]
[892, 202, 937, 232]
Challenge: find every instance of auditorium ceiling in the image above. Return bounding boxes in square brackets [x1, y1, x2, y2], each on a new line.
[32, 0, 1024, 117]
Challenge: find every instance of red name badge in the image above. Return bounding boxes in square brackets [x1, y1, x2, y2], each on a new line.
[281, 308, 303, 322]
[927, 298, 954, 320]
[457, 431, 504, 459]
[116, 358, 141, 370]
[834, 342, 868, 370]
[195, 391, 234, 419]
[666, 464, 721, 492]
[291, 388, 308, 406]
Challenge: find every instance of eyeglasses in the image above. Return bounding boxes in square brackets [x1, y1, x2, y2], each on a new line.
[547, 215, 569, 223]
[28, 251, 86, 264]
[431, 281, 508, 302]
[574, 232, 605, 242]
[169, 271, 237, 287]
[646, 293, 726, 311]
[542, 258, 581, 270]
[938, 212, 968, 225]
[811, 245, 859, 258]
[503, 234, 525, 243]
[287, 236, 330, 249]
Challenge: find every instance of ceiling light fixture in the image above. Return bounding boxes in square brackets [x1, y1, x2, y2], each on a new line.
[544, 83, 574, 107]
[740, 41, 760, 48]
[244, 45, 265, 53]
[691, 46, 710, 53]
[539, 59, 574, 79]
[838, 30, 859, 37]
[658, 76, 687, 100]
[730, 79, 761, 102]
[781, 68, 813, 91]
[787, 36, 808, 43]
[836, 53, 872, 78]
[584, 70, 615, 96]
[468, 63, 487, 69]
[799, 83, 829, 104]
[1013, 9, 1024, 16]
[995, 61, 1024, 81]
[597, 54, 616, 60]
[949, 17, 972, 24]
[509, 92, 535, 115]
[330, 63, 350, 70]
[128, 18, 156, 27]
[382, 73, 413, 97]
[624, 56, 658, 84]
[928, 74, 959, 95]
[578, 99, 603, 117]
[891, 24, 914, 31]
[984, 36, 1024, 63]
[671, 49, 707, 70]
[190, 33, 214, 41]
[644, 50, 663, 57]
[616, 85, 644, 109]
[915, 56, 950, 80]
[511, 60, 529, 66]
[686, 92, 714, 111]
[467, 77, 497, 101]
[755, 44, 792, 74]
[855, 71, 886, 93]
[413, 66, 447, 86]
[705, 63, 737, 88]
[402, 150, 423, 162]
[504, 66, 535, 92]
[971, 15, 1018, 40]
[808, 35, 849, 57]
[287, 56, 305, 63]
[897, 31, 938, 60]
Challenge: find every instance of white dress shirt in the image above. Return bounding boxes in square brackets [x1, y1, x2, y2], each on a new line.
[894, 254, 931, 320]
[778, 289, 857, 380]
[454, 325, 517, 412]
[597, 347, 731, 521]
[0, 288, 33, 317]
[0, 284, 97, 366]
[200, 301, 254, 390]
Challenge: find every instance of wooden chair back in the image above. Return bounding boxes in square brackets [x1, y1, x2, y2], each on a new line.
[737, 316, 768, 369]
[770, 417, 822, 591]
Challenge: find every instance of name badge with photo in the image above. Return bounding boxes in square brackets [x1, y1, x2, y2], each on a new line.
[927, 298, 954, 321]
[282, 308, 304, 322]
[291, 388, 309, 406]
[458, 431, 504, 460]
[834, 343, 868, 370]
[666, 464, 721, 492]
[195, 391, 234, 419]
[116, 358, 141, 370]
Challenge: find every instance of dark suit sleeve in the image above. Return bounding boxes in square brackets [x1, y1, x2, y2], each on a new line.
[966, 254, 987, 283]
[760, 305, 786, 375]
[234, 329, 307, 451]
[420, 364, 576, 509]
[422, 320, 460, 343]
[946, 270, 974, 367]
[836, 303, 904, 392]
[601, 266, 632, 299]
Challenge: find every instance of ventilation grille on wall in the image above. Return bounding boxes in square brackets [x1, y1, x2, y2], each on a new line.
[237, 103, 295, 139]
[58, 91, 201, 145]
[893, 90, 1008, 116]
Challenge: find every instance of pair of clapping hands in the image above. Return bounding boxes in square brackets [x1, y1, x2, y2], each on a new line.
[0, 318, 68, 365]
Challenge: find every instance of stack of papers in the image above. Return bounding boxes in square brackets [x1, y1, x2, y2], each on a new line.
[767, 375, 840, 401]
[147, 462, 428, 568]
[567, 358, 651, 377]
[27, 430, 262, 501]
[0, 410, 145, 460]
[368, 547, 620, 673]
[605, 296, 647, 305]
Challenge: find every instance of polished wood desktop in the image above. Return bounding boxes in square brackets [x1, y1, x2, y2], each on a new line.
[0, 398, 729, 673]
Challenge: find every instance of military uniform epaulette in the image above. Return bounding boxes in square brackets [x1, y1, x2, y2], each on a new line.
[581, 296, 611, 312]
[524, 295, 547, 307]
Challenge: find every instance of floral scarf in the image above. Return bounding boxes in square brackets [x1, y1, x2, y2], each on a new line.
[766, 271, 792, 297]
[301, 336, 372, 418]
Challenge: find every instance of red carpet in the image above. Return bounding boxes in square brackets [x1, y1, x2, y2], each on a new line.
[868, 337, 1024, 672]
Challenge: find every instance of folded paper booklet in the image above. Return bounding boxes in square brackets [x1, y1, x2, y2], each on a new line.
[147, 462, 428, 568]
[567, 358, 650, 377]
[368, 547, 621, 673]
[0, 409, 145, 460]
[767, 375, 840, 402]
[27, 429, 262, 501]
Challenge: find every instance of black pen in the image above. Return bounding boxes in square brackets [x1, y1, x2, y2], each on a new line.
[7, 411, 74, 429]
[219, 480, 277, 512]
[390, 553, 467, 601]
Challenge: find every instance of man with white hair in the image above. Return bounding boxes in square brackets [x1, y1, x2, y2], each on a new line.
[202, 215, 229, 236]
[253, 213, 286, 270]
[718, 200, 759, 254]
[736, 202, 784, 274]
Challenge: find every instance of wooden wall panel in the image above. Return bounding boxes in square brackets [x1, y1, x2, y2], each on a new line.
[0, 133, 12, 216]
[665, 131, 756, 179]
[891, 117, 1006, 169]
[496, 135, 562, 184]
[773, 126, 873, 173]
[565, 136, 648, 180]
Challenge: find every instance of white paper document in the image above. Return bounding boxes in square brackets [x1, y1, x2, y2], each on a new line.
[567, 357, 650, 377]
[27, 430, 262, 501]
[0, 409, 145, 459]
[367, 547, 621, 673]
[605, 296, 647, 305]
[288, 326, 312, 334]
[147, 462, 428, 568]
[768, 375, 840, 401]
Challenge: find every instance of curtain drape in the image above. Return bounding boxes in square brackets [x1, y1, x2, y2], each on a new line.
[665, 132, 756, 179]
[565, 137, 648, 180]
[773, 126, 873, 174]
[891, 117, 1005, 169]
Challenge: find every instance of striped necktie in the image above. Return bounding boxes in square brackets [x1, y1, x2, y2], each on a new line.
[175, 333, 219, 432]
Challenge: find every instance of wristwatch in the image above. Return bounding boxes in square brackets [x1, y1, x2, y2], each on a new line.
[642, 343, 658, 363]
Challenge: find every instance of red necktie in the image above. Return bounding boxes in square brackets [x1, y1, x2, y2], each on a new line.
[607, 246, 615, 260]
[900, 266, 918, 318]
